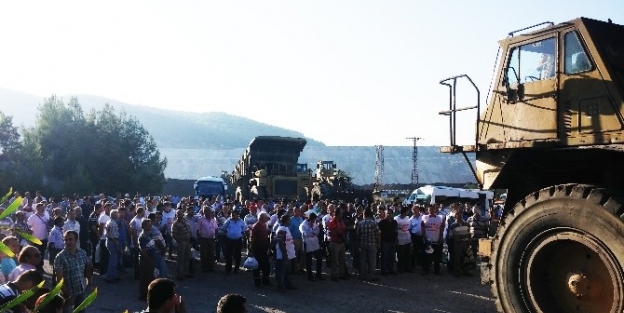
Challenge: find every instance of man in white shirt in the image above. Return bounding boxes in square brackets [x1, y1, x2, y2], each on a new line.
[27, 202, 49, 272]
[409, 205, 424, 268]
[130, 206, 146, 279]
[160, 202, 176, 259]
[63, 208, 81, 247]
[98, 202, 112, 276]
[394, 207, 412, 273]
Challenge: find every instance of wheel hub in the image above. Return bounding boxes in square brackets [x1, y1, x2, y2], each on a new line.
[522, 230, 621, 313]
[567, 272, 590, 297]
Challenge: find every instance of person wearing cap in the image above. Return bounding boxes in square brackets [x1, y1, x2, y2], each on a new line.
[222, 210, 245, 275]
[300, 212, 323, 281]
[27, 202, 49, 272]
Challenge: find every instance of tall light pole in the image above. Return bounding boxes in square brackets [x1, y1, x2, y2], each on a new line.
[374, 145, 384, 192]
[406, 137, 422, 188]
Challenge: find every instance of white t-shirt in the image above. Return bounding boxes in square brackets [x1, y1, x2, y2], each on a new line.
[422, 214, 444, 243]
[27, 214, 49, 240]
[63, 219, 80, 235]
[299, 220, 320, 252]
[275, 225, 296, 260]
[394, 215, 412, 245]
[161, 210, 176, 235]
[98, 213, 111, 240]
[130, 216, 145, 240]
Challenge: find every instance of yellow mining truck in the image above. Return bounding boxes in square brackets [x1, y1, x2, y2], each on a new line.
[439, 18, 624, 313]
[230, 136, 311, 202]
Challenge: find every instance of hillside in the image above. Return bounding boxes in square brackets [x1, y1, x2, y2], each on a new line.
[0, 89, 325, 149]
[0, 88, 475, 185]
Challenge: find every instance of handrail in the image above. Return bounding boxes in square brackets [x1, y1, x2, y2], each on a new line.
[438, 74, 482, 188]
[508, 21, 554, 37]
[438, 74, 480, 148]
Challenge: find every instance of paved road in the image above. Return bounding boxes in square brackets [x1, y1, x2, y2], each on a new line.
[76, 258, 497, 313]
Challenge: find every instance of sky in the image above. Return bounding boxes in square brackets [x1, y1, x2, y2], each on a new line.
[0, 0, 621, 146]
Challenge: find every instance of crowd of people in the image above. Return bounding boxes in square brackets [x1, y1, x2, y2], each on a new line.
[0, 190, 502, 312]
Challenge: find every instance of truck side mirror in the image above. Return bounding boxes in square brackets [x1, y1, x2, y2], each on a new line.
[517, 83, 525, 101]
[506, 86, 518, 103]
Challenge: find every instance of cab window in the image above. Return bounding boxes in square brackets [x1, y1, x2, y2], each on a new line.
[505, 37, 557, 85]
[564, 31, 592, 74]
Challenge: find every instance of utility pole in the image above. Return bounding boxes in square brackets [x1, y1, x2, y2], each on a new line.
[374, 145, 384, 192]
[406, 137, 422, 188]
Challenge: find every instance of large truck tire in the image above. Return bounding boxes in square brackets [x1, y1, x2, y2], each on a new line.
[491, 184, 624, 313]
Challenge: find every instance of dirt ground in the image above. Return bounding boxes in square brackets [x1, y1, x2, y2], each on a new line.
[62, 255, 497, 313]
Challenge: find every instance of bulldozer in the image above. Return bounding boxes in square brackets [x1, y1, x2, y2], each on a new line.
[309, 160, 353, 200]
[230, 136, 311, 202]
[439, 18, 624, 313]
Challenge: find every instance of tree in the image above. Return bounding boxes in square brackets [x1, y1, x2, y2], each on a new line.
[85, 104, 167, 194]
[23, 96, 167, 195]
[0, 111, 26, 190]
[0, 112, 20, 154]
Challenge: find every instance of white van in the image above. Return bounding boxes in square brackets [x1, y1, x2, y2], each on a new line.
[403, 185, 494, 212]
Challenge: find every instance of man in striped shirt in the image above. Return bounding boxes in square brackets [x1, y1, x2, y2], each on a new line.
[0, 270, 44, 308]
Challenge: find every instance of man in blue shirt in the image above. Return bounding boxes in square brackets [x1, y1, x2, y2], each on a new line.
[222, 210, 245, 274]
[289, 207, 304, 274]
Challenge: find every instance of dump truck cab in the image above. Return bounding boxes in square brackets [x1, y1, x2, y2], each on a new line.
[439, 17, 624, 313]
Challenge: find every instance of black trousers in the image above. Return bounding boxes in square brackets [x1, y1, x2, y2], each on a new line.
[306, 249, 323, 278]
[446, 238, 455, 273]
[252, 246, 270, 284]
[90, 238, 99, 266]
[396, 244, 411, 272]
[423, 243, 443, 274]
[224, 238, 242, 273]
[34, 240, 48, 272]
[99, 239, 110, 275]
[410, 234, 423, 267]
[133, 247, 141, 279]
